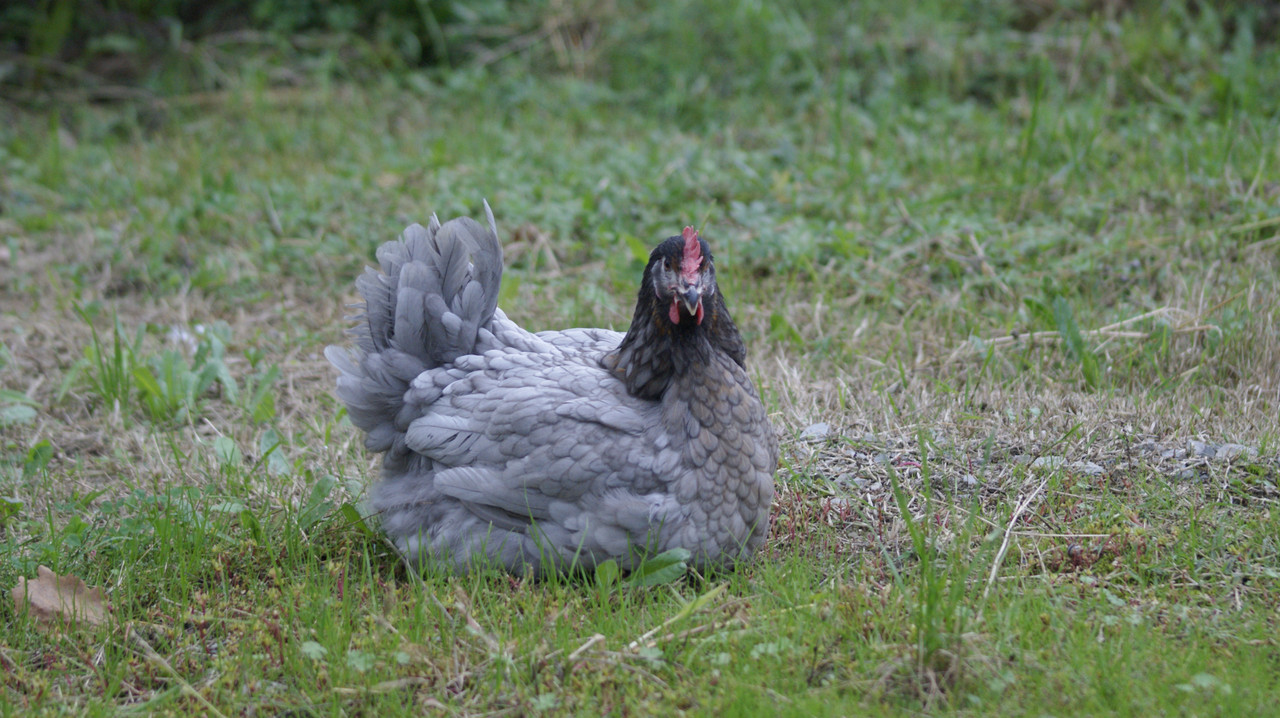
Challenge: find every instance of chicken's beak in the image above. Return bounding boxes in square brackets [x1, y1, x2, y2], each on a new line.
[680, 287, 701, 316]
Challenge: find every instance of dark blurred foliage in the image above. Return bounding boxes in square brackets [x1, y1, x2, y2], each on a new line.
[0, 0, 519, 90]
[2, 0, 1275, 102]
[5, 0, 481, 63]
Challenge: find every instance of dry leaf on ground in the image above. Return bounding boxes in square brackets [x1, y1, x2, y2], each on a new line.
[11, 565, 107, 627]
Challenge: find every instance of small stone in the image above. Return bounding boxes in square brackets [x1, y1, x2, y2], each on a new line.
[872, 452, 892, 465]
[800, 422, 830, 441]
[1011, 454, 1033, 465]
[1031, 456, 1066, 470]
[1072, 461, 1105, 476]
[961, 474, 980, 486]
[1173, 467, 1199, 481]
[1188, 440, 1217, 458]
[1134, 441, 1158, 454]
[1216, 443, 1257, 461]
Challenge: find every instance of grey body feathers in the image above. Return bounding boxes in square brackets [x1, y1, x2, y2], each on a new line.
[328, 203, 776, 576]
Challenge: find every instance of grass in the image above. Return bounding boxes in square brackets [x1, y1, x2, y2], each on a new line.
[2, 1, 1279, 714]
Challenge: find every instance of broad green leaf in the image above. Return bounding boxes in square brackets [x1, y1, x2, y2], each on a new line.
[594, 559, 620, 590]
[258, 428, 290, 477]
[346, 649, 374, 672]
[300, 641, 328, 660]
[339, 502, 375, 537]
[0, 404, 36, 425]
[132, 365, 163, 402]
[213, 436, 242, 467]
[625, 548, 691, 587]
[1022, 296, 1054, 328]
[24, 441, 54, 478]
[299, 475, 339, 529]
[240, 509, 265, 545]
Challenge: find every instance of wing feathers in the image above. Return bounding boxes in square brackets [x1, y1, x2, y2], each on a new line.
[435, 466, 554, 517]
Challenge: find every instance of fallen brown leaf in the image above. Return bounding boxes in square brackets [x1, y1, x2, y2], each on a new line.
[11, 565, 107, 627]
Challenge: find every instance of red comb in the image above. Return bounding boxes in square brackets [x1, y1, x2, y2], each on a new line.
[681, 226, 702, 282]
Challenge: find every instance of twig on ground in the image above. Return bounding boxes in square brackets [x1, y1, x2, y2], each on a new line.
[334, 677, 444, 700]
[645, 617, 748, 649]
[568, 633, 605, 660]
[128, 624, 228, 718]
[627, 583, 728, 650]
[982, 478, 1048, 604]
[947, 306, 1221, 363]
[454, 587, 502, 655]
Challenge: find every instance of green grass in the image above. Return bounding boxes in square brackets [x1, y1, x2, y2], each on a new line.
[2, 1, 1279, 714]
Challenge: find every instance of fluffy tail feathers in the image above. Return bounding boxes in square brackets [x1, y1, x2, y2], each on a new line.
[326, 201, 503, 453]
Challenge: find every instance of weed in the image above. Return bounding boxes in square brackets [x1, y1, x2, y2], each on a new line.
[873, 438, 999, 706]
[59, 304, 144, 421]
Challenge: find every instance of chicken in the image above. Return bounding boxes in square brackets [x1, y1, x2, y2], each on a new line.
[326, 202, 776, 576]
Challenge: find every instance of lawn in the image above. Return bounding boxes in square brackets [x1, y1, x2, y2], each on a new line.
[2, 2, 1278, 715]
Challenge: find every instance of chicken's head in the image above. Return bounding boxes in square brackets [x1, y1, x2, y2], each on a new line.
[647, 226, 717, 327]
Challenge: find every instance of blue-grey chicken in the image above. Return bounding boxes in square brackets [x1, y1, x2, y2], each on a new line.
[327, 203, 776, 575]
